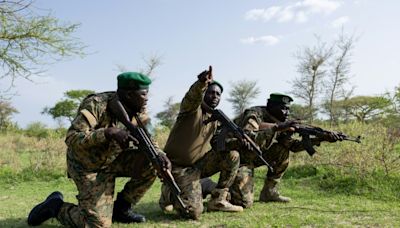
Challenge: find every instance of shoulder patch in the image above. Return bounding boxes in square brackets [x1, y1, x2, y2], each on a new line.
[80, 109, 98, 128]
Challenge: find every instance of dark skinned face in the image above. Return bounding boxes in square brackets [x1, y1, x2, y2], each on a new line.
[118, 88, 149, 113]
[203, 84, 222, 109]
[268, 102, 290, 122]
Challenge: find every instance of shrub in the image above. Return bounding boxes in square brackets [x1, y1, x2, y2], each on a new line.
[290, 121, 400, 177]
[153, 124, 171, 149]
[24, 121, 51, 139]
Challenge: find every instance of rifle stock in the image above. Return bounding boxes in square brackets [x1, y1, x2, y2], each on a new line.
[108, 97, 189, 214]
[205, 109, 274, 172]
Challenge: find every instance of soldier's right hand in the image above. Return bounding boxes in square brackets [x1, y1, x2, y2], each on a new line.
[197, 65, 213, 83]
[104, 127, 138, 149]
[158, 153, 172, 172]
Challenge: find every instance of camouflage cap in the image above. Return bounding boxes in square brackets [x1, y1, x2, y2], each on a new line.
[117, 72, 152, 90]
[209, 80, 224, 93]
[268, 93, 293, 105]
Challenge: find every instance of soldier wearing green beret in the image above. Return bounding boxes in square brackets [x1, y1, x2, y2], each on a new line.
[28, 72, 171, 227]
[202, 92, 341, 208]
[158, 66, 243, 220]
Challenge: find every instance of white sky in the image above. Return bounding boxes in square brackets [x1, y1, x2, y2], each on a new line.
[5, 0, 400, 128]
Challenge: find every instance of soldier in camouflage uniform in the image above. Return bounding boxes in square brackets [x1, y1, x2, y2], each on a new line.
[159, 66, 243, 220]
[227, 93, 342, 208]
[28, 72, 171, 227]
[202, 93, 342, 208]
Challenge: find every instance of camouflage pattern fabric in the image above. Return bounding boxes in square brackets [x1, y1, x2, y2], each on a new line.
[229, 106, 323, 208]
[160, 145, 240, 219]
[57, 92, 157, 228]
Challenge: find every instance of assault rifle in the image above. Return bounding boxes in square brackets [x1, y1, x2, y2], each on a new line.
[109, 98, 189, 215]
[294, 123, 361, 156]
[204, 109, 274, 172]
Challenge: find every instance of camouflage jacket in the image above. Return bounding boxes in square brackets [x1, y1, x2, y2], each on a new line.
[234, 106, 323, 165]
[65, 91, 153, 173]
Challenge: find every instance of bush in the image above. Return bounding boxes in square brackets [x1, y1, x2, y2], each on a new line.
[22, 122, 66, 139]
[0, 131, 66, 180]
[153, 124, 171, 149]
[1, 121, 399, 183]
[290, 121, 400, 177]
[24, 121, 51, 139]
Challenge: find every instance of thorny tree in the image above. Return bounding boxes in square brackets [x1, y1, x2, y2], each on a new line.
[227, 79, 260, 116]
[290, 36, 333, 123]
[324, 31, 357, 126]
[0, 0, 86, 97]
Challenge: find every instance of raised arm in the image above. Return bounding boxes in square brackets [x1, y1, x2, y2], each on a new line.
[179, 66, 213, 114]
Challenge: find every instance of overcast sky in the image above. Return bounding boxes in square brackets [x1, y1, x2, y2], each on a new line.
[4, 0, 400, 128]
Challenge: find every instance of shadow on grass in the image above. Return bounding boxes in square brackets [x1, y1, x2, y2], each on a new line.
[0, 210, 184, 227]
[283, 165, 318, 179]
[0, 218, 62, 227]
[134, 201, 190, 222]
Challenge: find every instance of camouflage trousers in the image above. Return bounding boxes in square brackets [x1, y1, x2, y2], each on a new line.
[57, 150, 156, 228]
[159, 149, 240, 219]
[230, 147, 290, 208]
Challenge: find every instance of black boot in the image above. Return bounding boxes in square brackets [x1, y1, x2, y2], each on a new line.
[27, 191, 64, 226]
[112, 193, 146, 223]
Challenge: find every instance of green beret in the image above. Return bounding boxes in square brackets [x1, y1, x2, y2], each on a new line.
[117, 72, 151, 90]
[268, 93, 293, 105]
[209, 80, 224, 93]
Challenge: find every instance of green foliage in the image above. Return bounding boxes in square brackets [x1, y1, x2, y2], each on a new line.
[393, 83, 400, 111]
[155, 97, 180, 128]
[153, 124, 171, 149]
[289, 103, 316, 121]
[291, 121, 400, 177]
[379, 84, 400, 128]
[0, 166, 65, 184]
[64, 90, 95, 102]
[0, 130, 66, 182]
[0, 99, 18, 131]
[24, 122, 51, 139]
[333, 95, 391, 123]
[24, 122, 49, 138]
[0, 0, 87, 92]
[42, 99, 77, 121]
[23, 121, 66, 139]
[42, 89, 94, 123]
[227, 80, 261, 116]
[1, 122, 400, 226]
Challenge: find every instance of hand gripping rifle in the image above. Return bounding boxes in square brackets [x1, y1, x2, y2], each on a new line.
[294, 123, 361, 156]
[108, 98, 189, 215]
[204, 109, 274, 172]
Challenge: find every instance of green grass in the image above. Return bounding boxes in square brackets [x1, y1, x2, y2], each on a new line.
[1, 166, 399, 228]
[1, 123, 400, 227]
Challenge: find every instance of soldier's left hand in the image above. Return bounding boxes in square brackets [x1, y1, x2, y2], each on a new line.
[324, 131, 343, 142]
[158, 153, 172, 171]
[104, 127, 138, 149]
[276, 120, 299, 132]
[241, 139, 254, 151]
